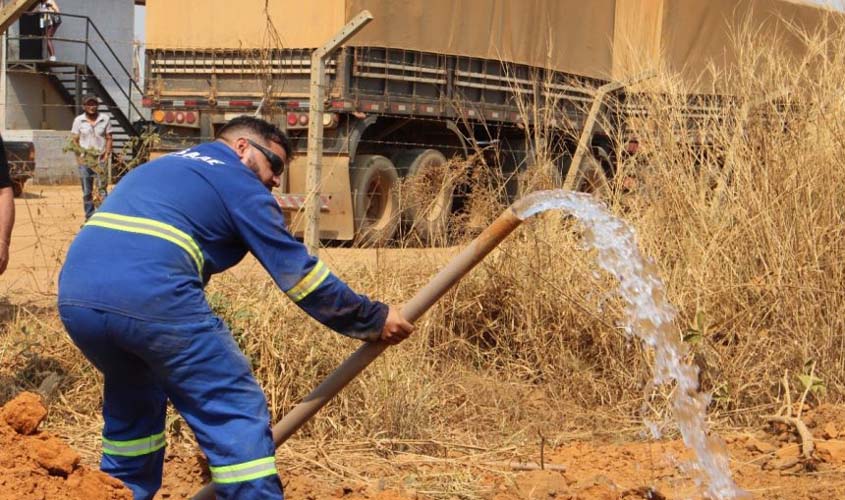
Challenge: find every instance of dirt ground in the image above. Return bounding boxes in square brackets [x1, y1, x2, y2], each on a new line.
[3, 186, 845, 499]
[0, 392, 130, 500]
[5, 389, 845, 499]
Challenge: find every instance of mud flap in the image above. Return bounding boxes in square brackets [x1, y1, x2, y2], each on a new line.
[282, 155, 354, 241]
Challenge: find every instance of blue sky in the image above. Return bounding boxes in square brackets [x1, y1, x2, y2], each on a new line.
[809, 0, 845, 8]
[134, 4, 144, 43]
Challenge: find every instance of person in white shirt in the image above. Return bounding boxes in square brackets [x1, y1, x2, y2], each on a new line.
[71, 94, 112, 220]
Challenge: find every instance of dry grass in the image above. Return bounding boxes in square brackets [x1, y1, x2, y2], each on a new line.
[3, 12, 845, 498]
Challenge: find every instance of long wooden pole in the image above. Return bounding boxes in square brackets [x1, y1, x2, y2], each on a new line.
[192, 204, 526, 499]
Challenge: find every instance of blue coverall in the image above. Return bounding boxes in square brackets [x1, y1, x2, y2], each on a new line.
[57, 141, 388, 499]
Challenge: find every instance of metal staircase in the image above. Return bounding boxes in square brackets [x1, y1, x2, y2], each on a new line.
[6, 12, 147, 161]
[40, 62, 139, 152]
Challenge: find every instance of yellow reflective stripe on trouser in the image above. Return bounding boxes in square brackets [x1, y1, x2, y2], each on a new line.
[102, 431, 166, 457]
[86, 212, 204, 274]
[210, 457, 277, 484]
[286, 260, 330, 302]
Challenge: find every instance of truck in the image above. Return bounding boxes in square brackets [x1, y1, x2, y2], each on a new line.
[142, 0, 828, 244]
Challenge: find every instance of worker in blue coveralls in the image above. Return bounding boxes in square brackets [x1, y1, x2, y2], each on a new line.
[57, 115, 414, 499]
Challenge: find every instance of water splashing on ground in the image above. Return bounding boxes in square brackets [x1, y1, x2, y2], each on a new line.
[513, 190, 747, 500]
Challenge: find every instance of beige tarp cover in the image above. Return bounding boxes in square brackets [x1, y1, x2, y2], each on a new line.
[146, 0, 617, 79]
[146, 0, 347, 50]
[613, 0, 834, 92]
[344, 0, 617, 80]
[147, 0, 834, 93]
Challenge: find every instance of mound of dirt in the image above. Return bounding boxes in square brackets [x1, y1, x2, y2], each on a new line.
[0, 392, 131, 500]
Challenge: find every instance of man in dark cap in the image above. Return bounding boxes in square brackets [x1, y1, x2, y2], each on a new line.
[71, 93, 111, 219]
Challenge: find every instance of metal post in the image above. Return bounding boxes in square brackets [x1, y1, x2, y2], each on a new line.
[562, 72, 653, 192]
[128, 76, 132, 123]
[562, 80, 624, 192]
[303, 10, 373, 255]
[74, 68, 81, 114]
[84, 21, 88, 68]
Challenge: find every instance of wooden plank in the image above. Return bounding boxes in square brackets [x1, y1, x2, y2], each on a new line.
[0, 0, 40, 34]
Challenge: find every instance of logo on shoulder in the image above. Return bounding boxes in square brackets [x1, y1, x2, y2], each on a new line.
[171, 149, 225, 166]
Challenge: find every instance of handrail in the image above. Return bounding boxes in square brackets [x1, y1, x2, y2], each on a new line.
[10, 11, 144, 125]
[26, 11, 142, 97]
[76, 13, 143, 98]
[11, 34, 145, 124]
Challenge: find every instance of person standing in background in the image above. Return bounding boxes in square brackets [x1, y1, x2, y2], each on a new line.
[38, 0, 61, 62]
[71, 94, 112, 220]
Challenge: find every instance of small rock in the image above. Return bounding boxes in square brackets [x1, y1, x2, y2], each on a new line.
[802, 411, 815, 426]
[816, 441, 845, 463]
[30, 434, 80, 475]
[765, 456, 800, 470]
[36, 372, 62, 403]
[746, 438, 777, 454]
[1, 392, 47, 435]
[724, 434, 748, 444]
[774, 444, 801, 459]
[823, 423, 839, 439]
[67, 468, 132, 499]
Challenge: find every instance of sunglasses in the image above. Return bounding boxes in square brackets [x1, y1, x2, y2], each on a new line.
[246, 138, 285, 176]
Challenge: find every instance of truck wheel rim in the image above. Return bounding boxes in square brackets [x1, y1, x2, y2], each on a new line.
[365, 177, 386, 225]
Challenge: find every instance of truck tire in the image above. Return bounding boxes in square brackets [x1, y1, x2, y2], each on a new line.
[575, 146, 612, 196]
[393, 148, 451, 245]
[351, 155, 400, 246]
[546, 146, 610, 196]
[551, 149, 574, 188]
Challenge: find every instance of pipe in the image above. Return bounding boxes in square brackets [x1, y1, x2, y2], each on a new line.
[192, 205, 525, 499]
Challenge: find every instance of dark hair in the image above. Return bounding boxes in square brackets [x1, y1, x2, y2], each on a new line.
[216, 115, 293, 160]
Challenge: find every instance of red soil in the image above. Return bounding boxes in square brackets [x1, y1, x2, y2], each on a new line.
[0, 392, 131, 500]
[1, 392, 840, 499]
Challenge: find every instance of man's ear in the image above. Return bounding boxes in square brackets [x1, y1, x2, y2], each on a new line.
[230, 137, 248, 160]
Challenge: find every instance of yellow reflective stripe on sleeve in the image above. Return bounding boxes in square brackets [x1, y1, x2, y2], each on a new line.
[102, 431, 166, 457]
[285, 260, 330, 302]
[210, 456, 277, 484]
[86, 212, 204, 274]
